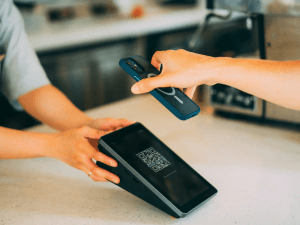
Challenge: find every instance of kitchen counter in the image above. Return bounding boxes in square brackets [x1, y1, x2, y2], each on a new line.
[1, 95, 300, 225]
[22, 1, 243, 52]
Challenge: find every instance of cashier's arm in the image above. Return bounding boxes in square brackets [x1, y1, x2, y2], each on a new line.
[131, 50, 300, 111]
[0, 125, 118, 183]
[0, 85, 134, 183]
[18, 85, 96, 131]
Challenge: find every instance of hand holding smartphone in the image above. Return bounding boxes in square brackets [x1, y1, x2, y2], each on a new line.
[119, 55, 200, 120]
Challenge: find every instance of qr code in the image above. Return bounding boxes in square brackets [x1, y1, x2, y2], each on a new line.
[136, 147, 171, 172]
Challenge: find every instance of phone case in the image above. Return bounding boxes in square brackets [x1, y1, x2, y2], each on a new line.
[119, 56, 200, 120]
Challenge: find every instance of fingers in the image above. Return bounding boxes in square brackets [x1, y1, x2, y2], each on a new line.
[151, 50, 177, 71]
[119, 119, 136, 127]
[131, 79, 154, 94]
[56, 128, 121, 183]
[131, 72, 174, 94]
[92, 150, 118, 167]
[132, 50, 173, 94]
[79, 126, 106, 139]
[79, 143, 120, 183]
[83, 159, 120, 183]
[185, 86, 197, 99]
[92, 166, 120, 184]
[104, 118, 135, 130]
[80, 136, 118, 167]
[90, 176, 108, 182]
[85, 168, 108, 182]
[151, 51, 164, 70]
[91, 118, 135, 131]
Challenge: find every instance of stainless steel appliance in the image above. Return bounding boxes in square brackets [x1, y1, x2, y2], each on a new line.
[206, 0, 300, 125]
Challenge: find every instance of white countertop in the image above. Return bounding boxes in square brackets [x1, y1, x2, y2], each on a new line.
[1, 95, 300, 224]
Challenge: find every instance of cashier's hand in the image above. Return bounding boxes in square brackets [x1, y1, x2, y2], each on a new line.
[85, 118, 135, 149]
[131, 49, 218, 99]
[49, 126, 121, 183]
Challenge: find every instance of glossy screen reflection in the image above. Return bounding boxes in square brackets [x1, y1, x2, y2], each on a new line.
[108, 128, 209, 206]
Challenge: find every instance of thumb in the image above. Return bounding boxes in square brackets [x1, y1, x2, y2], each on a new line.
[79, 126, 106, 139]
[131, 79, 154, 94]
[131, 73, 173, 94]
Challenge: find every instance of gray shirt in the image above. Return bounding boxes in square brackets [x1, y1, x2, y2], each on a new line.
[0, 0, 50, 110]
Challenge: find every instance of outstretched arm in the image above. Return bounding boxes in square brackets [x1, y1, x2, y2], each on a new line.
[18, 84, 94, 131]
[0, 0, 132, 183]
[15, 84, 133, 183]
[0, 126, 120, 183]
[131, 49, 300, 111]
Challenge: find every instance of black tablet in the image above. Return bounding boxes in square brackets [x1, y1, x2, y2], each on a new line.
[97, 122, 217, 218]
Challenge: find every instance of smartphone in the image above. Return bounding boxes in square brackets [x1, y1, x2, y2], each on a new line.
[119, 55, 200, 120]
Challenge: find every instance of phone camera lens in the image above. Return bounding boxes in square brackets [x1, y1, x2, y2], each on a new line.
[126, 60, 133, 66]
[126, 60, 144, 72]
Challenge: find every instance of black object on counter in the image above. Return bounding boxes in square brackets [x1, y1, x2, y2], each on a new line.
[96, 122, 217, 218]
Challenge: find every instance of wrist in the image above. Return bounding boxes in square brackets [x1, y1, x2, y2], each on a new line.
[41, 132, 61, 158]
[192, 56, 232, 85]
[209, 57, 237, 85]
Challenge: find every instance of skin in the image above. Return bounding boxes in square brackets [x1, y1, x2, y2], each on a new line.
[1, 85, 135, 183]
[131, 49, 300, 111]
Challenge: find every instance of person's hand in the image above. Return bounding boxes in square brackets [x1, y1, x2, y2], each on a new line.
[131, 49, 219, 99]
[48, 126, 120, 183]
[84, 118, 135, 149]
[86, 117, 135, 132]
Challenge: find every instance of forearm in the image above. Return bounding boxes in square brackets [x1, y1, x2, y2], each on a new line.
[0, 126, 52, 159]
[215, 58, 300, 110]
[18, 85, 93, 131]
[137, 50, 300, 110]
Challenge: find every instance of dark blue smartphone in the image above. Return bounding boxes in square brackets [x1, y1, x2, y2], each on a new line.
[119, 55, 200, 120]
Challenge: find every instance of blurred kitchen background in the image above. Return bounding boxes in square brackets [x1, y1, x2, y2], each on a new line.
[1, 0, 300, 130]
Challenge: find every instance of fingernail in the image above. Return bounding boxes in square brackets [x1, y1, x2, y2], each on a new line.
[131, 84, 139, 94]
[110, 160, 118, 167]
[113, 177, 120, 184]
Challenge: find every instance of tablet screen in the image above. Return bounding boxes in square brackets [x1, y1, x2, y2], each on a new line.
[102, 123, 213, 208]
